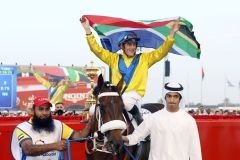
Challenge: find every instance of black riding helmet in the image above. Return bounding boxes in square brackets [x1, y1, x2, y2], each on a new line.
[118, 31, 140, 46]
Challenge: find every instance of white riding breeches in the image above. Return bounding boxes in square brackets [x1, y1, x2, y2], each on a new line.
[122, 90, 142, 111]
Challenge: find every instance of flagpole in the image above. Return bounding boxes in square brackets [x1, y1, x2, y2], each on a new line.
[224, 74, 227, 107]
[201, 78, 203, 105]
[187, 72, 190, 108]
[162, 57, 167, 103]
[238, 82, 240, 103]
[239, 82, 240, 104]
[200, 66, 204, 105]
[162, 56, 170, 103]
[200, 66, 203, 105]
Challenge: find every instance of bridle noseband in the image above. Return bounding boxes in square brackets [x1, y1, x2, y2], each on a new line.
[97, 91, 126, 133]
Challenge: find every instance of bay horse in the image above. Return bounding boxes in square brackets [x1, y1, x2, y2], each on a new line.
[85, 74, 164, 160]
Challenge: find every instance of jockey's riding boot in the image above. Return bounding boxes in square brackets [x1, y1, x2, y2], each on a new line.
[129, 105, 143, 125]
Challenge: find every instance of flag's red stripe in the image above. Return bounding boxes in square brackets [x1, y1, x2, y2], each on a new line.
[84, 15, 173, 28]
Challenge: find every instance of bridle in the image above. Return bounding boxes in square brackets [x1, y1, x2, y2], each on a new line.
[97, 92, 126, 133]
[87, 84, 128, 155]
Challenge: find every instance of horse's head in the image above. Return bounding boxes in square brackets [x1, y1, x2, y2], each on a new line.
[93, 74, 125, 155]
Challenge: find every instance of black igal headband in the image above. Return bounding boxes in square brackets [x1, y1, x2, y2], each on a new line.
[164, 82, 183, 91]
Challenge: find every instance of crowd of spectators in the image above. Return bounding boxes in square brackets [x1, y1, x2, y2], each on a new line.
[0, 109, 83, 117]
[1, 105, 240, 117]
[187, 106, 240, 116]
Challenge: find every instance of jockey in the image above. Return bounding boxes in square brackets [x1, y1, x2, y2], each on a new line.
[81, 17, 180, 125]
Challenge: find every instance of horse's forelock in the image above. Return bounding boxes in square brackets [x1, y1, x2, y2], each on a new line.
[103, 82, 119, 93]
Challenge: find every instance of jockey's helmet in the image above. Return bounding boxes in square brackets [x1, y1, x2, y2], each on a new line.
[118, 31, 140, 46]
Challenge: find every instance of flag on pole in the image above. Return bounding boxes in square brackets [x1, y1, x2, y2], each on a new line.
[201, 67, 205, 80]
[84, 15, 201, 59]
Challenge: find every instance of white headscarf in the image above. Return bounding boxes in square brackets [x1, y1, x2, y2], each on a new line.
[163, 82, 185, 109]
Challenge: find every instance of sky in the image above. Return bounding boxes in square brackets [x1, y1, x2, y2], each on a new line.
[1, 0, 240, 105]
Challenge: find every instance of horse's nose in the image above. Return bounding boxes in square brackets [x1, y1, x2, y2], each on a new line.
[110, 139, 123, 156]
[115, 142, 123, 154]
[108, 134, 123, 146]
[113, 138, 123, 146]
[112, 137, 123, 151]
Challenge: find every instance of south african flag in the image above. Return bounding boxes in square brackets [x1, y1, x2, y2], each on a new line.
[84, 15, 201, 59]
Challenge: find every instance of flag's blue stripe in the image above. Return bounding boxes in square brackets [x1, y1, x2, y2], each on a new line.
[101, 30, 183, 56]
[101, 30, 169, 53]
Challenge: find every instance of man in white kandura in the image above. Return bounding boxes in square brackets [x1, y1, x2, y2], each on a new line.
[122, 82, 202, 160]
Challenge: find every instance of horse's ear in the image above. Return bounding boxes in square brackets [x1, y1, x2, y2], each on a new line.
[97, 74, 104, 89]
[116, 76, 124, 93]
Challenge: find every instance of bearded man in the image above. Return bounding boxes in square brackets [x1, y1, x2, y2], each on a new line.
[11, 97, 92, 160]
